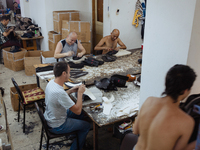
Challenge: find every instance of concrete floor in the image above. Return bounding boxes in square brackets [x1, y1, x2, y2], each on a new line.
[0, 64, 122, 150]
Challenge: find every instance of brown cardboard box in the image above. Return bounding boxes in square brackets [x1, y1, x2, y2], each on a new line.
[10, 83, 37, 111]
[62, 20, 91, 42]
[53, 10, 80, 33]
[24, 51, 42, 76]
[3, 47, 27, 71]
[41, 51, 57, 64]
[78, 42, 91, 54]
[48, 31, 61, 51]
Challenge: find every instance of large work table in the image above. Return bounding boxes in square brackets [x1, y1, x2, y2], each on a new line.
[35, 48, 142, 150]
[71, 49, 142, 85]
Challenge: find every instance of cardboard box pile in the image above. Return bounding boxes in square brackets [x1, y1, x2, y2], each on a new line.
[48, 10, 91, 54]
[48, 31, 61, 52]
[3, 48, 56, 74]
[53, 10, 80, 34]
[3, 47, 27, 71]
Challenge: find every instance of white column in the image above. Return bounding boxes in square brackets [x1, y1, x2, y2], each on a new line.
[140, 0, 197, 107]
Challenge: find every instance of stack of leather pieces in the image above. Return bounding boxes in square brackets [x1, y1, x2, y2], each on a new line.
[70, 69, 88, 78]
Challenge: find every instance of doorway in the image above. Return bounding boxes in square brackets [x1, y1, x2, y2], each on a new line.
[92, 0, 103, 54]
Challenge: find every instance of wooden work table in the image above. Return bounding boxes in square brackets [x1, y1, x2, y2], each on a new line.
[70, 82, 139, 150]
[34, 49, 142, 150]
[18, 35, 44, 51]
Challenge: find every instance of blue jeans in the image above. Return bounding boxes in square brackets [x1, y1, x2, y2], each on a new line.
[49, 110, 91, 150]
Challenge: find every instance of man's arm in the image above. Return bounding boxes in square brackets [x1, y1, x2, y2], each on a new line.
[133, 116, 139, 135]
[94, 37, 111, 51]
[3, 28, 13, 37]
[114, 38, 127, 50]
[54, 42, 74, 59]
[174, 117, 195, 150]
[77, 40, 86, 57]
[69, 84, 85, 115]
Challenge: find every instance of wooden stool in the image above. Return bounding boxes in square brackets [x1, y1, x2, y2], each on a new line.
[19, 36, 44, 51]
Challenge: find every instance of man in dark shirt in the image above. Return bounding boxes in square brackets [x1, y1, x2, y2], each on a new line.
[0, 15, 21, 48]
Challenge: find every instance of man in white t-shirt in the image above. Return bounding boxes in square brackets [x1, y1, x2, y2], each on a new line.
[44, 61, 90, 150]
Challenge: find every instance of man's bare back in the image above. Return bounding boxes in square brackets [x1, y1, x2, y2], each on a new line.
[134, 96, 194, 150]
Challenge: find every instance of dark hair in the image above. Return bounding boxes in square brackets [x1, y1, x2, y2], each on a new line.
[13, 2, 18, 5]
[162, 64, 196, 103]
[53, 61, 69, 77]
[0, 15, 10, 21]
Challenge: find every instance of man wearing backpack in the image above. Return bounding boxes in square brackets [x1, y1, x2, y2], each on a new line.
[133, 64, 197, 150]
[54, 32, 86, 62]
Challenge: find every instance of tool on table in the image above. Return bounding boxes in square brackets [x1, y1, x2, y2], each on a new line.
[90, 104, 102, 112]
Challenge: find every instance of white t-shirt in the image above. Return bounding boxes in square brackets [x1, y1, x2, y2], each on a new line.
[44, 80, 75, 128]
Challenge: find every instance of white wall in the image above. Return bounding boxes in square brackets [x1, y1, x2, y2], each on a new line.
[104, 0, 143, 49]
[140, 0, 197, 107]
[187, 0, 200, 94]
[20, 0, 30, 17]
[20, 0, 92, 51]
[1, 0, 7, 9]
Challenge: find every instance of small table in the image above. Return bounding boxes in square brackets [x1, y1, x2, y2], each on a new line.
[19, 36, 44, 51]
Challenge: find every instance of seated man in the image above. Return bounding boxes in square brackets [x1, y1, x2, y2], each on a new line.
[133, 64, 197, 150]
[94, 29, 126, 54]
[54, 32, 86, 62]
[44, 61, 90, 150]
[0, 15, 21, 48]
[13, 2, 21, 14]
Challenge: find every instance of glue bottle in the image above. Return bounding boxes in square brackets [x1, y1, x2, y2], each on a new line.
[35, 30, 38, 37]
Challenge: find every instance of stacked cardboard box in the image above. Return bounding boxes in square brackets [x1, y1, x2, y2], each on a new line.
[53, 10, 80, 34]
[48, 10, 80, 51]
[48, 31, 61, 51]
[62, 20, 91, 54]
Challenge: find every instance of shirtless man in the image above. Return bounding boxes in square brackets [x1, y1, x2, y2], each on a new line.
[133, 64, 197, 150]
[54, 32, 86, 62]
[94, 29, 126, 54]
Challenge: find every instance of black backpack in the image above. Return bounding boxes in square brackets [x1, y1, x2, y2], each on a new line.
[180, 94, 200, 143]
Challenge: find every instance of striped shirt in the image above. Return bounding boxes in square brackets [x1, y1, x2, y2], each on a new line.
[0, 22, 8, 44]
[44, 80, 75, 128]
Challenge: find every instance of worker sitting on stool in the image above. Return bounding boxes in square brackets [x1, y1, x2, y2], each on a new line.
[0, 15, 21, 48]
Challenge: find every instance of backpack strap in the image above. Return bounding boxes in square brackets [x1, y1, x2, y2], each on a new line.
[61, 39, 66, 47]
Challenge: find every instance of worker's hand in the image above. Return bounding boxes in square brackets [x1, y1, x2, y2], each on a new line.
[9, 28, 14, 32]
[77, 52, 83, 58]
[69, 85, 79, 94]
[114, 47, 120, 51]
[65, 51, 74, 57]
[105, 47, 113, 51]
[78, 84, 85, 94]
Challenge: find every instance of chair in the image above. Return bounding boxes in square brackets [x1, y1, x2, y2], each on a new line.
[34, 102, 80, 150]
[11, 77, 45, 133]
[120, 133, 138, 150]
